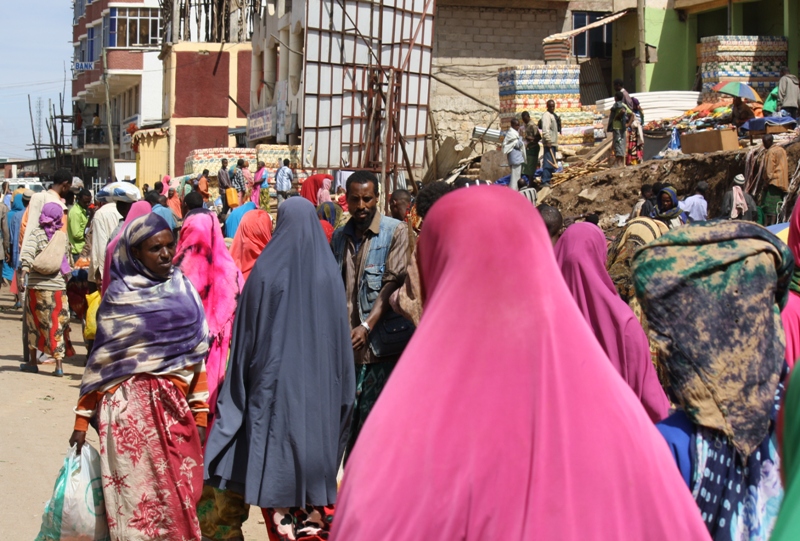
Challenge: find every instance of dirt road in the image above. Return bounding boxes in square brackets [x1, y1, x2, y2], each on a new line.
[0, 291, 265, 539]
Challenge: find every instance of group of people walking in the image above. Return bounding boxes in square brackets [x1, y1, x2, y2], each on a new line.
[11, 160, 800, 541]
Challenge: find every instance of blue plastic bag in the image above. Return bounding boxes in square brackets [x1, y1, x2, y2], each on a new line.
[36, 444, 109, 541]
[668, 127, 681, 150]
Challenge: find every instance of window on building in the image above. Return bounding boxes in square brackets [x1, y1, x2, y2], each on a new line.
[79, 38, 87, 63]
[104, 12, 116, 47]
[572, 12, 612, 58]
[106, 8, 161, 48]
[73, 0, 86, 24]
[87, 27, 96, 62]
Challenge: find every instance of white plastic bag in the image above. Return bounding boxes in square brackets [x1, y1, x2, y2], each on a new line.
[36, 444, 109, 541]
[95, 181, 141, 203]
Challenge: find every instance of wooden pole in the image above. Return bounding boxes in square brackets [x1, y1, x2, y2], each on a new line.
[103, 49, 117, 181]
[381, 71, 394, 214]
[430, 74, 501, 113]
[637, 0, 647, 92]
[391, 112, 417, 193]
[429, 112, 440, 181]
[28, 95, 41, 162]
[727, 0, 733, 35]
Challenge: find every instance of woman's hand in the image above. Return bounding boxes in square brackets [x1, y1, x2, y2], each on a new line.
[69, 430, 86, 453]
[198, 426, 207, 446]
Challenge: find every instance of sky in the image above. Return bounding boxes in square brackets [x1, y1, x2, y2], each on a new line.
[0, 0, 73, 159]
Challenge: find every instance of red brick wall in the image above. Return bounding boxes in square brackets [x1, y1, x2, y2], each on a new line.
[174, 125, 229, 173]
[237, 50, 252, 118]
[173, 51, 229, 118]
[106, 49, 144, 70]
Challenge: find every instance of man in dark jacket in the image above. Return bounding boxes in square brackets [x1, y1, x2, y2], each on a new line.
[778, 67, 800, 119]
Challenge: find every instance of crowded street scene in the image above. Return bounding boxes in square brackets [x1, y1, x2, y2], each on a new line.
[4, 0, 800, 540]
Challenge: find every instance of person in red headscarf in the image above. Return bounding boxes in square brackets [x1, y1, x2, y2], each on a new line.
[230, 209, 273, 281]
[300, 174, 333, 207]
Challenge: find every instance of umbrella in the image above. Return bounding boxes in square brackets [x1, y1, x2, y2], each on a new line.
[712, 81, 763, 103]
[767, 222, 790, 243]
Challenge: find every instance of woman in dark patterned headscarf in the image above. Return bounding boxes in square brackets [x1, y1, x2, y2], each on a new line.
[653, 185, 688, 229]
[633, 221, 791, 541]
[69, 213, 210, 541]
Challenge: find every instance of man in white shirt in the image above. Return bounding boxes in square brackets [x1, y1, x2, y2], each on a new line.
[679, 181, 709, 222]
[88, 199, 134, 285]
[502, 118, 525, 192]
[540, 100, 559, 187]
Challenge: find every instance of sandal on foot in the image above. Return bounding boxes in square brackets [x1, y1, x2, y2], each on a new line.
[20, 363, 39, 374]
[53, 369, 64, 377]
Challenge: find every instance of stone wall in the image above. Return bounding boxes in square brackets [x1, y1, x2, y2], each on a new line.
[430, 4, 568, 144]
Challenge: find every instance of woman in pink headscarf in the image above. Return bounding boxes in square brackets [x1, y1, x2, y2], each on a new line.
[554, 222, 669, 422]
[174, 209, 243, 408]
[331, 187, 711, 541]
[317, 176, 332, 204]
[782, 202, 800, 368]
[252, 161, 268, 207]
[161, 175, 171, 196]
[101, 201, 151, 295]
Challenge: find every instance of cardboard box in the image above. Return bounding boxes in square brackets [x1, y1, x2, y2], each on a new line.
[680, 128, 739, 154]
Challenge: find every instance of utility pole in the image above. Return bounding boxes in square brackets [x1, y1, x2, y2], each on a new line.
[102, 48, 116, 181]
[172, 0, 181, 44]
[28, 95, 40, 162]
[637, 0, 647, 92]
[36, 98, 43, 152]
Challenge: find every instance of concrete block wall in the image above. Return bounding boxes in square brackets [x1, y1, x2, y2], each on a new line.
[431, 4, 567, 143]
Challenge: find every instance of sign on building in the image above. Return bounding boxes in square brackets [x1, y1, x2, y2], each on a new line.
[248, 107, 276, 141]
[73, 62, 95, 71]
[120, 114, 141, 155]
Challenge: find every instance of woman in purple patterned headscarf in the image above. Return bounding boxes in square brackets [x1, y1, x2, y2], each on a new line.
[18, 202, 73, 376]
[69, 213, 211, 541]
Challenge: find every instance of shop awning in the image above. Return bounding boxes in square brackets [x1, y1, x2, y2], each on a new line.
[543, 9, 631, 44]
[132, 128, 167, 142]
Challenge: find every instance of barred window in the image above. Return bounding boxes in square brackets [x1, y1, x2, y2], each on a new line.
[572, 12, 612, 58]
[105, 8, 161, 48]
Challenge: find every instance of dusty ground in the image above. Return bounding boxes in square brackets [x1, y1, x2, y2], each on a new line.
[0, 291, 267, 539]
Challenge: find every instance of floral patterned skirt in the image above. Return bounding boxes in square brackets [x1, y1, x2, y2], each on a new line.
[26, 288, 74, 360]
[98, 375, 204, 541]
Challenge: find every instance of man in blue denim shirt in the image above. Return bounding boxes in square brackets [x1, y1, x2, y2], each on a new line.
[331, 170, 410, 457]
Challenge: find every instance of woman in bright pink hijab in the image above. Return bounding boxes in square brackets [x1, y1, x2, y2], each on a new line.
[161, 175, 171, 196]
[331, 187, 711, 541]
[781, 203, 800, 368]
[174, 209, 244, 411]
[555, 222, 669, 422]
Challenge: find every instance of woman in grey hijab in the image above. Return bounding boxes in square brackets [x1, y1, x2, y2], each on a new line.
[204, 197, 356, 540]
